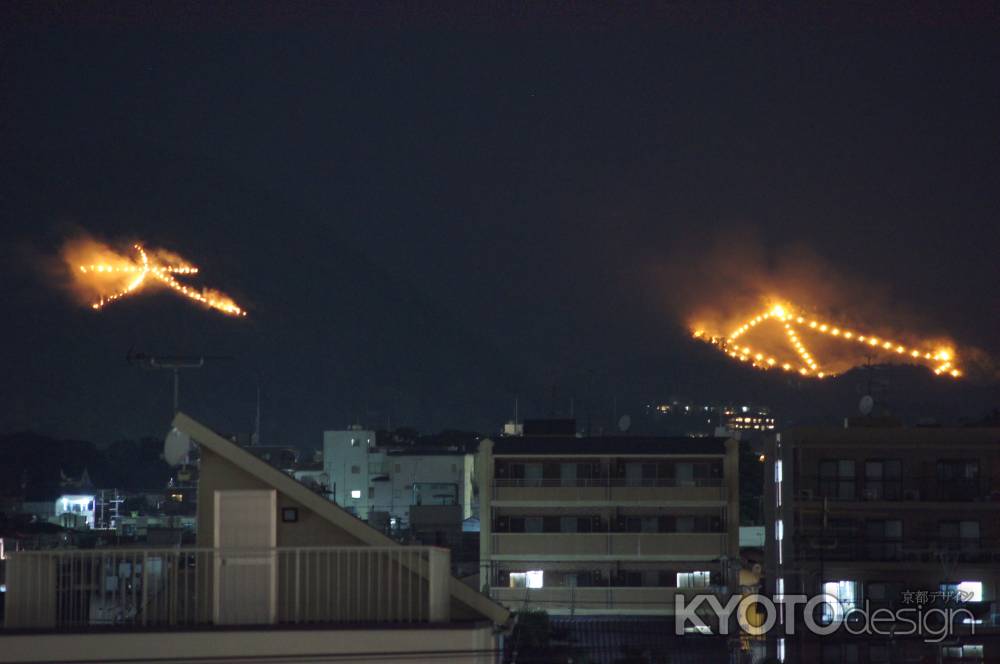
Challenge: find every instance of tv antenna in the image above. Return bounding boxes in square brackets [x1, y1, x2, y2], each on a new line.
[617, 414, 632, 433]
[858, 395, 874, 417]
[128, 349, 234, 414]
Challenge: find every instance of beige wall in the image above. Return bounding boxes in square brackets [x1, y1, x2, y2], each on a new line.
[198, 447, 366, 548]
[0, 625, 498, 664]
[197, 447, 482, 621]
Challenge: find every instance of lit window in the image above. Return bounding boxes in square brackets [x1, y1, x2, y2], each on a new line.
[822, 580, 858, 623]
[774, 460, 783, 483]
[942, 645, 984, 660]
[941, 581, 983, 602]
[510, 570, 544, 589]
[776, 520, 784, 541]
[677, 571, 711, 589]
[350, 490, 361, 499]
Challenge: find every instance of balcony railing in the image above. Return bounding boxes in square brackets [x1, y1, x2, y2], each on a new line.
[795, 476, 1000, 503]
[489, 585, 730, 613]
[491, 532, 728, 557]
[792, 536, 1000, 564]
[3, 545, 451, 631]
[494, 477, 723, 488]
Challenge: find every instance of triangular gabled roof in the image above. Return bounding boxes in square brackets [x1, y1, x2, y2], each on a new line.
[172, 412, 510, 626]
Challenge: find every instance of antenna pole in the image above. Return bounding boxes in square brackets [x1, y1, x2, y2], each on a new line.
[129, 351, 232, 419]
[173, 368, 180, 413]
[254, 376, 262, 446]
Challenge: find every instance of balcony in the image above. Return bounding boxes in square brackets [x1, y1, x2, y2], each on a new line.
[493, 478, 726, 504]
[3, 545, 451, 631]
[490, 586, 726, 614]
[491, 532, 727, 559]
[795, 476, 1000, 503]
[792, 536, 1000, 564]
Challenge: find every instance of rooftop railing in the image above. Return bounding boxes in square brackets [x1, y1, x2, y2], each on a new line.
[3, 545, 451, 631]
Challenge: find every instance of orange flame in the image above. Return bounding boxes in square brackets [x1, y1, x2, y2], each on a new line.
[692, 302, 960, 379]
[72, 242, 246, 317]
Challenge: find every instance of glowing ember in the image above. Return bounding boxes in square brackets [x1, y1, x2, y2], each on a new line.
[692, 303, 960, 379]
[78, 244, 246, 317]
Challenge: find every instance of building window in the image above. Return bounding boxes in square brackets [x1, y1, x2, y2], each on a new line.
[510, 570, 543, 589]
[864, 459, 901, 500]
[560, 516, 578, 533]
[865, 520, 902, 560]
[818, 459, 856, 499]
[821, 580, 858, 623]
[821, 644, 859, 664]
[869, 644, 889, 663]
[676, 571, 711, 589]
[866, 581, 901, 609]
[350, 490, 361, 500]
[937, 459, 979, 480]
[939, 520, 980, 551]
[936, 460, 980, 500]
[941, 645, 984, 660]
[368, 487, 375, 500]
[940, 581, 983, 602]
[350, 438, 359, 447]
[351, 465, 360, 474]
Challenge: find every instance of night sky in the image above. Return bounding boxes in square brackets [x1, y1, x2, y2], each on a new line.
[2, 5, 999, 446]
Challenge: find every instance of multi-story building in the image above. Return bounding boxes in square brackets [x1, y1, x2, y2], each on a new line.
[479, 434, 740, 617]
[323, 428, 475, 528]
[764, 425, 1000, 662]
[323, 427, 378, 517]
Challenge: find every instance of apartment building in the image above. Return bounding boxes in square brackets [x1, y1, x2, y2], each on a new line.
[479, 435, 740, 616]
[764, 425, 1000, 663]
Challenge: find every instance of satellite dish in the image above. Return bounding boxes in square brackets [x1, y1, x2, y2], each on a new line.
[617, 414, 632, 432]
[164, 427, 192, 466]
[859, 395, 874, 416]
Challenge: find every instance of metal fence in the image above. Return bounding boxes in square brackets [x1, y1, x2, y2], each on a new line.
[3, 545, 451, 630]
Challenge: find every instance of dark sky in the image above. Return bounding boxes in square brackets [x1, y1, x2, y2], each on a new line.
[2, 5, 999, 446]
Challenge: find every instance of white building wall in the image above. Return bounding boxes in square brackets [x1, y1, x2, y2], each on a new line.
[385, 454, 472, 527]
[322, 429, 375, 519]
[320, 432, 475, 527]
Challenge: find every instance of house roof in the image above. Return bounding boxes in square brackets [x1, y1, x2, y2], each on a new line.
[490, 435, 728, 456]
[173, 412, 510, 627]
